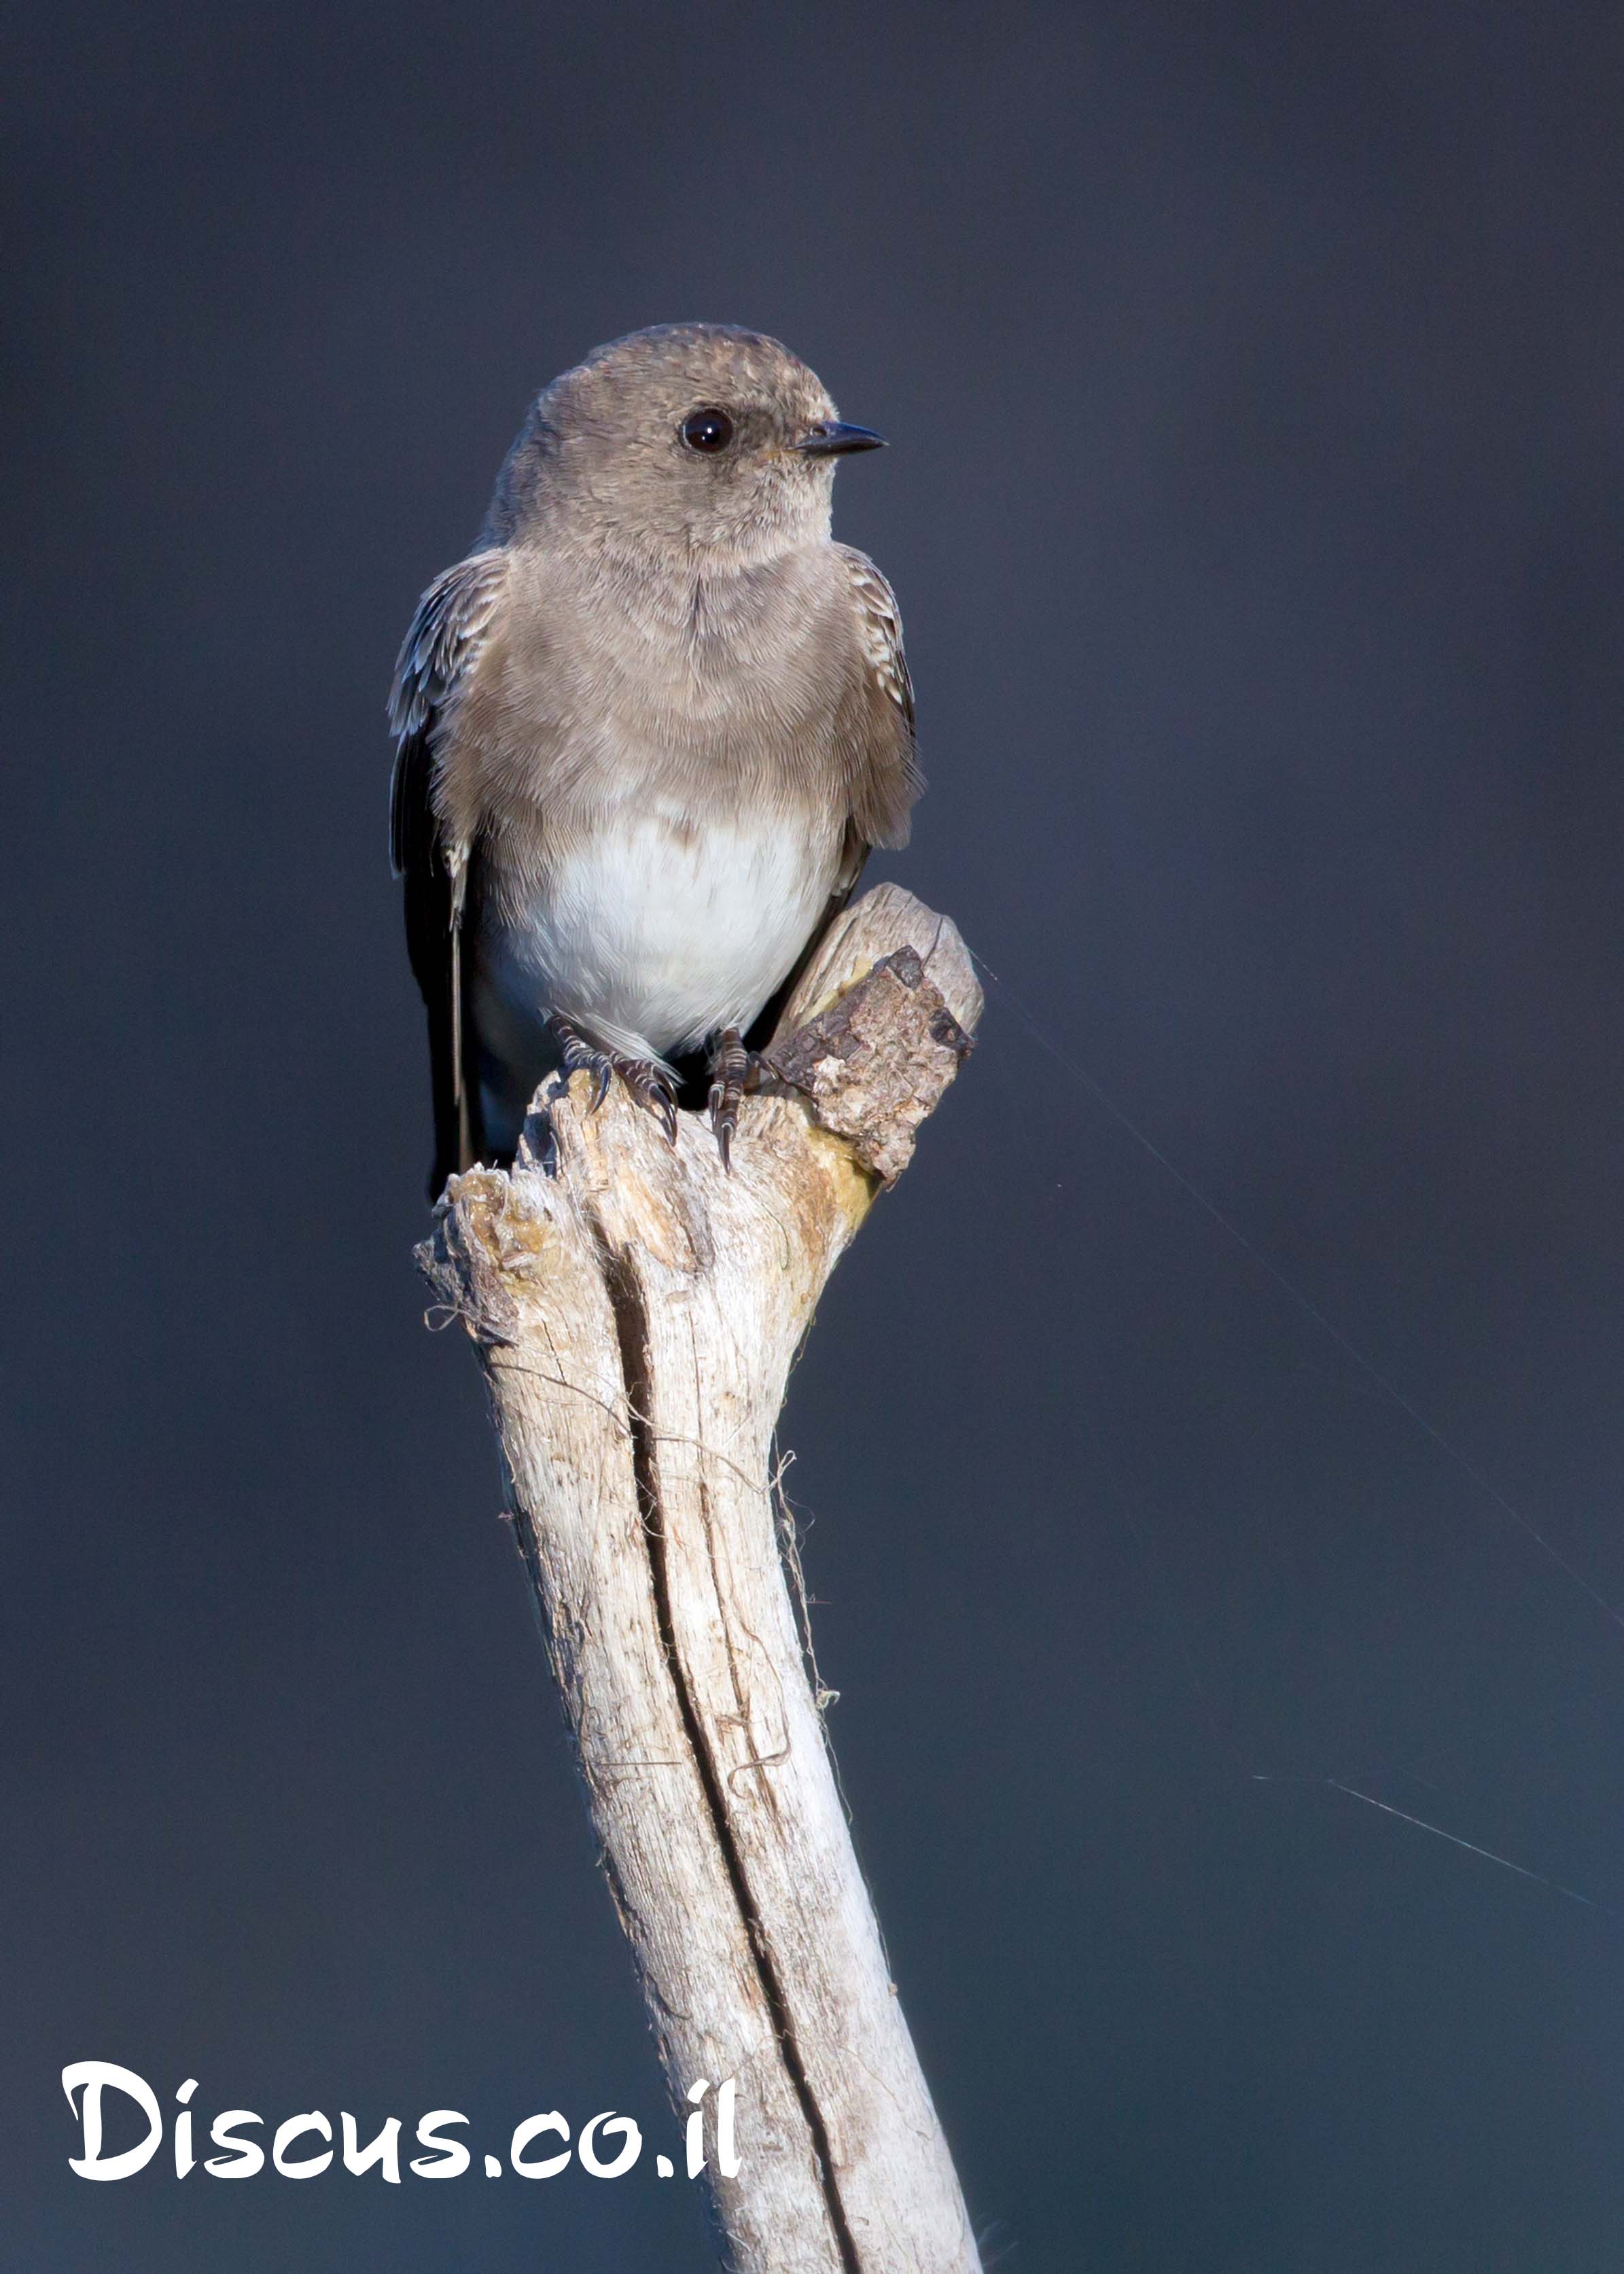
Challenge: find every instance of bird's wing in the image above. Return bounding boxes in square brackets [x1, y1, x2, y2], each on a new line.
[387, 548, 508, 1193]
[748, 547, 926, 1055]
[833, 544, 924, 878]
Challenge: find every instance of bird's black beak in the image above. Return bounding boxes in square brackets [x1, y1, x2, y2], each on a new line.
[794, 421, 887, 457]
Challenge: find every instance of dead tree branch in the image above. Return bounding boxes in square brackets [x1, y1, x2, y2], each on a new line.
[420, 884, 983, 2273]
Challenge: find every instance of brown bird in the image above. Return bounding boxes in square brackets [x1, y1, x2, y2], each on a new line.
[389, 323, 921, 1194]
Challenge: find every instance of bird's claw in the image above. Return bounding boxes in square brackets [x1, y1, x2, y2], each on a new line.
[707, 1028, 758, 1171]
[624, 1059, 680, 1144]
[550, 1017, 679, 1142]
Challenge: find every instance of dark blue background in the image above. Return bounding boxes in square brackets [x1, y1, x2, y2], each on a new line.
[5, 3, 1623, 2264]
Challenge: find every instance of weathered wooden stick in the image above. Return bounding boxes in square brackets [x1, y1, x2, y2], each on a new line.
[420, 885, 983, 2273]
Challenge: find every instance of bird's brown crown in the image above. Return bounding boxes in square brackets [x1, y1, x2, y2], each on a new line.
[485, 323, 846, 562]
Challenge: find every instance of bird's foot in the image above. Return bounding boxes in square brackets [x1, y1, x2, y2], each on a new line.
[707, 1027, 764, 1170]
[548, 1016, 679, 1142]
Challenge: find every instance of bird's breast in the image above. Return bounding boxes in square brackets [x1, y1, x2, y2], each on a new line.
[489, 542, 853, 787]
[482, 799, 842, 1064]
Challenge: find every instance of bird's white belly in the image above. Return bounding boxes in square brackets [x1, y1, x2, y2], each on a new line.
[495, 806, 840, 1063]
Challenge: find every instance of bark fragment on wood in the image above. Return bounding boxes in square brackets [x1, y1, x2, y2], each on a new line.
[764, 941, 974, 1185]
[417, 886, 983, 2274]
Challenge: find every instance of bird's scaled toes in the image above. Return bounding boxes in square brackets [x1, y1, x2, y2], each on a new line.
[624, 1059, 680, 1143]
[548, 1015, 677, 1137]
[549, 1015, 612, 1110]
[707, 1028, 760, 1170]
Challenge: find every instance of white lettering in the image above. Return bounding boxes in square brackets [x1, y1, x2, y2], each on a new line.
[578, 2110, 641, 2179]
[410, 2111, 470, 2178]
[62, 2061, 161, 2183]
[205, 2110, 264, 2178]
[174, 2078, 198, 2177]
[685, 2076, 709, 2178]
[716, 2076, 740, 2178]
[510, 2111, 570, 2179]
[272, 2112, 333, 2178]
[341, 2112, 402, 2183]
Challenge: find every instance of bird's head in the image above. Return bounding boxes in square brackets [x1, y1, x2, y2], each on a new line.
[491, 323, 885, 565]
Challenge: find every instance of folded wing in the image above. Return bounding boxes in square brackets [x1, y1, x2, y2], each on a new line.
[387, 549, 508, 1194]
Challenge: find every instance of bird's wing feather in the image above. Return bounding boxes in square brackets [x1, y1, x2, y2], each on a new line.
[747, 546, 924, 1051]
[833, 544, 923, 861]
[387, 548, 508, 1193]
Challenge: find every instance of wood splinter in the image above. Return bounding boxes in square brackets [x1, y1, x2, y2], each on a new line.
[419, 883, 985, 2274]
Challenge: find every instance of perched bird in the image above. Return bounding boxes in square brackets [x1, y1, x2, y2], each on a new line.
[389, 323, 921, 1194]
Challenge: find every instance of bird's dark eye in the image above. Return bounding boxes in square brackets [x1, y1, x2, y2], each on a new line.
[681, 407, 735, 453]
